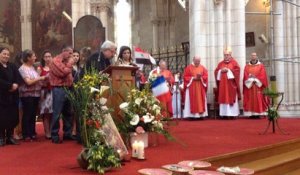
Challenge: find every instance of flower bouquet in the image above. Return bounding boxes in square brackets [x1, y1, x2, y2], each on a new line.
[66, 70, 121, 174]
[118, 86, 174, 147]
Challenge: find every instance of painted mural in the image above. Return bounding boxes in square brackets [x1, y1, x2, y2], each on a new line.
[32, 0, 72, 57]
[0, 0, 21, 58]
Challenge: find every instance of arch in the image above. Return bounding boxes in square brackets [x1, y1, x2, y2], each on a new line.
[74, 15, 106, 53]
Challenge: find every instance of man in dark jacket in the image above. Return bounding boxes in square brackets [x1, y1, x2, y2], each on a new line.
[86, 40, 117, 72]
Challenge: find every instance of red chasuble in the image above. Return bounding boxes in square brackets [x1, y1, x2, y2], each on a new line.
[243, 62, 269, 113]
[151, 69, 174, 115]
[183, 64, 208, 114]
[214, 58, 241, 105]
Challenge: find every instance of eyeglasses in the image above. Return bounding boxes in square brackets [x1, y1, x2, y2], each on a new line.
[110, 49, 116, 55]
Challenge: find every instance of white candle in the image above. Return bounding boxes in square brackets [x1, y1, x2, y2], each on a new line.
[137, 141, 145, 159]
[132, 141, 139, 158]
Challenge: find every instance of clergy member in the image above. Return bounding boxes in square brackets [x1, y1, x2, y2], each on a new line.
[183, 56, 208, 119]
[150, 60, 174, 117]
[214, 49, 241, 118]
[243, 52, 269, 118]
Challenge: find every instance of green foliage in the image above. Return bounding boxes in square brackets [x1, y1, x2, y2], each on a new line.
[263, 88, 280, 121]
[263, 88, 280, 98]
[65, 70, 121, 174]
[87, 144, 121, 174]
[266, 107, 278, 121]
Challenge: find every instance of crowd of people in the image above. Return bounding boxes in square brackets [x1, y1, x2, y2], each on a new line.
[0, 41, 269, 147]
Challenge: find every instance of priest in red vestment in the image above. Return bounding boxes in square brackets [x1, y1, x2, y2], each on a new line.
[149, 60, 174, 117]
[214, 49, 241, 118]
[243, 52, 269, 118]
[183, 56, 208, 119]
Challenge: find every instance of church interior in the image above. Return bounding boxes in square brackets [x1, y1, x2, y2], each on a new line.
[1, 0, 300, 175]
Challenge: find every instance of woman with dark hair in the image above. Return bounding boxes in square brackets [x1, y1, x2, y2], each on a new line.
[19, 49, 45, 141]
[115, 46, 137, 66]
[37, 50, 53, 139]
[72, 50, 81, 83]
[0, 47, 22, 146]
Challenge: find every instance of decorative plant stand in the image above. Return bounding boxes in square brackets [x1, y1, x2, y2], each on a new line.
[260, 91, 289, 135]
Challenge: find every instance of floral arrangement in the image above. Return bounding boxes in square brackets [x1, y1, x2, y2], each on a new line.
[66, 70, 121, 174]
[118, 86, 173, 141]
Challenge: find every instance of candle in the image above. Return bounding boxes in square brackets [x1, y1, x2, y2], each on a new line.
[132, 141, 139, 158]
[137, 141, 145, 159]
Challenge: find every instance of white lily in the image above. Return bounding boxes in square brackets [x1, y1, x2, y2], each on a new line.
[130, 114, 140, 125]
[101, 106, 108, 111]
[90, 87, 100, 93]
[142, 114, 154, 123]
[99, 85, 109, 95]
[119, 102, 129, 110]
[99, 97, 107, 105]
[135, 98, 143, 105]
[152, 104, 160, 110]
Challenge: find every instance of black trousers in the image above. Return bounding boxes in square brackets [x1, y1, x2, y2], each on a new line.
[21, 97, 40, 138]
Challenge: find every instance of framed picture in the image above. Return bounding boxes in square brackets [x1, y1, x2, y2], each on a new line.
[102, 114, 129, 158]
[246, 32, 255, 47]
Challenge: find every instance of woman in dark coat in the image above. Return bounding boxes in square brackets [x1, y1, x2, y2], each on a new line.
[0, 47, 22, 146]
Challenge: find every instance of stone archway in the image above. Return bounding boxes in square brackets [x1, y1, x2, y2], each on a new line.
[74, 15, 105, 53]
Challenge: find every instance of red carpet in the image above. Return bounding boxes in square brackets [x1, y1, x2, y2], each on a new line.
[1, 118, 300, 175]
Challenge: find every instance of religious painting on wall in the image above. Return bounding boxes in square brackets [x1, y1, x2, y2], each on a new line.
[246, 32, 255, 47]
[74, 15, 105, 53]
[32, 0, 72, 58]
[0, 0, 21, 59]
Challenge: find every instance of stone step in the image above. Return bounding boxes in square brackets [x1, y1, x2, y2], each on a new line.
[238, 149, 300, 175]
[202, 139, 300, 175]
[284, 168, 300, 175]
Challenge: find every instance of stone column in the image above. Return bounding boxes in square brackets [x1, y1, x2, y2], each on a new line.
[151, 1, 159, 49]
[90, 0, 110, 39]
[291, 1, 299, 109]
[115, 0, 131, 47]
[231, 0, 246, 88]
[273, 0, 285, 94]
[215, 2, 224, 61]
[286, 3, 293, 103]
[20, 0, 32, 50]
[168, 2, 176, 47]
[152, 20, 159, 49]
[296, 1, 300, 106]
[225, 0, 231, 46]
[207, 0, 216, 104]
[189, 0, 207, 63]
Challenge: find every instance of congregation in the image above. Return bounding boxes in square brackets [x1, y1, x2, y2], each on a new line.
[0, 41, 269, 147]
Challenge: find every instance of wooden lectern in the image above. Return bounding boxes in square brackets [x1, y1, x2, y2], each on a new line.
[102, 65, 139, 119]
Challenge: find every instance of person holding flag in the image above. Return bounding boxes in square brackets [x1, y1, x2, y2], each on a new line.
[149, 60, 174, 117]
